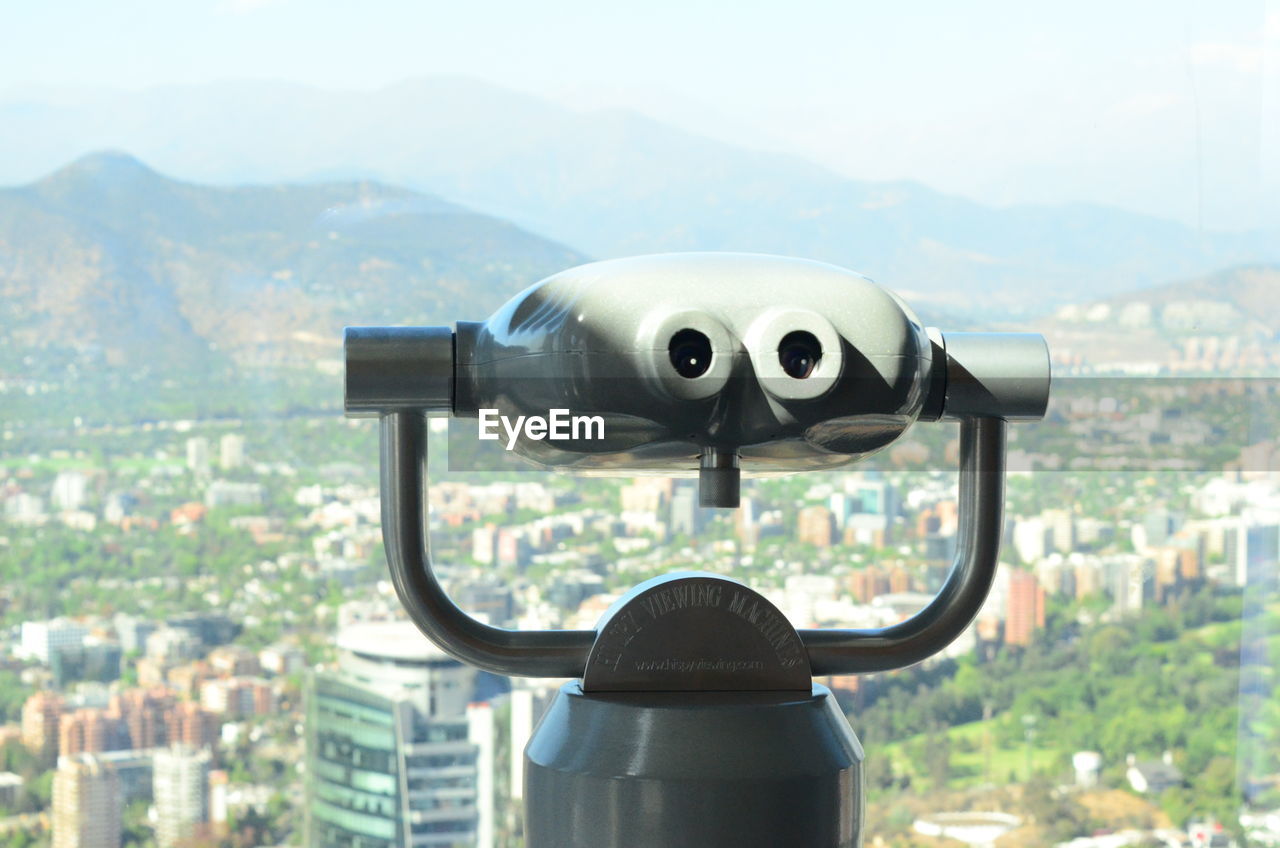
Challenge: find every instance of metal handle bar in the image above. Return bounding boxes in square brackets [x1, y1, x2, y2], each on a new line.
[378, 411, 1006, 679]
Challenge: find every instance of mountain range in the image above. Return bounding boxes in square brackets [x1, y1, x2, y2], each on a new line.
[3, 77, 1277, 312]
[0, 152, 583, 424]
[1, 145, 1274, 425]
[1031, 264, 1280, 373]
[0, 152, 580, 375]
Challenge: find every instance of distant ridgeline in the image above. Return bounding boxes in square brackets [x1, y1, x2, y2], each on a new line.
[2, 152, 1276, 432]
[0, 152, 582, 426]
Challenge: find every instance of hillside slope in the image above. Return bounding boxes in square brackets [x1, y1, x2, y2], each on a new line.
[3, 78, 1276, 311]
[0, 152, 583, 422]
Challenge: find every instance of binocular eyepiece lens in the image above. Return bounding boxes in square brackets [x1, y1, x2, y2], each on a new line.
[669, 329, 713, 379]
[778, 331, 822, 379]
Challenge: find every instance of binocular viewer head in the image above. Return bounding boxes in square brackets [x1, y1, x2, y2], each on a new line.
[346, 253, 1049, 504]
[342, 253, 1053, 847]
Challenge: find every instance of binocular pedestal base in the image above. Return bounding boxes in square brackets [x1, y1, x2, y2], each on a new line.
[524, 682, 864, 848]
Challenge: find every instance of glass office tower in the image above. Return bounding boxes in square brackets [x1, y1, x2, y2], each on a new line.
[306, 621, 487, 848]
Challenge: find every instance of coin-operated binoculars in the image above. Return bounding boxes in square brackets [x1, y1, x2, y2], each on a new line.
[344, 253, 1049, 848]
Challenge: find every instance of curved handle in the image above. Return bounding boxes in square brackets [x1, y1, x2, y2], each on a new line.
[801, 416, 1006, 674]
[378, 411, 1006, 680]
[380, 411, 595, 677]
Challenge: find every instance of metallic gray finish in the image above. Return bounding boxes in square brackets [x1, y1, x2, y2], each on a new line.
[582, 573, 811, 692]
[376, 410, 1007, 681]
[379, 412, 594, 677]
[525, 682, 864, 848]
[801, 416, 1007, 675]
[698, 447, 740, 507]
[454, 253, 935, 475]
[344, 326, 454, 417]
[346, 256, 1043, 680]
[918, 328, 948, 422]
[940, 332, 1051, 420]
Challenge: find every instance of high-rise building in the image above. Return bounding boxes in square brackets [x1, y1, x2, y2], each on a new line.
[508, 688, 536, 803]
[797, 506, 834, 548]
[843, 513, 890, 548]
[1006, 571, 1046, 647]
[209, 769, 230, 829]
[165, 702, 218, 750]
[59, 709, 126, 757]
[4, 492, 46, 524]
[50, 639, 122, 688]
[306, 621, 485, 848]
[1109, 555, 1154, 616]
[1227, 523, 1280, 588]
[849, 478, 897, 518]
[21, 619, 89, 664]
[145, 627, 201, 664]
[1042, 508, 1076, 553]
[735, 496, 759, 548]
[1012, 517, 1051, 563]
[207, 645, 262, 677]
[91, 750, 155, 806]
[52, 753, 123, 848]
[218, 433, 245, 470]
[1074, 558, 1103, 600]
[109, 689, 174, 750]
[1136, 509, 1180, 551]
[471, 524, 498, 565]
[112, 615, 156, 654]
[619, 479, 669, 513]
[50, 471, 90, 512]
[669, 486, 700, 537]
[22, 691, 65, 763]
[848, 567, 889, 604]
[467, 703, 495, 848]
[153, 745, 212, 848]
[496, 528, 531, 570]
[185, 437, 210, 475]
[200, 677, 275, 717]
[454, 581, 515, 626]
[166, 611, 240, 648]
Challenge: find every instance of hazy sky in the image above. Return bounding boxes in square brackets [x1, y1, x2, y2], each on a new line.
[3, 0, 1277, 230]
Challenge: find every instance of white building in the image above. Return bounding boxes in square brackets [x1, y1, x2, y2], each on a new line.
[145, 627, 201, 663]
[782, 574, 839, 627]
[5, 492, 47, 525]
[153, 746, 212, 848]
[185, 437, 210, 475]
[258, 644, 306, 676]
[1107, 555, 1154, 616]
[1073, 751, 1102, 788]
[509, 688, 535, 802]
[51, 471, 90, 512]
[204, 480, 265, 508]
[1012, 517, 1051, 563]
[472, 524, 498, 565]
[218, 434, 245, 470]
[21, 619, 89, 664]
[467, 702, 495, 848]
